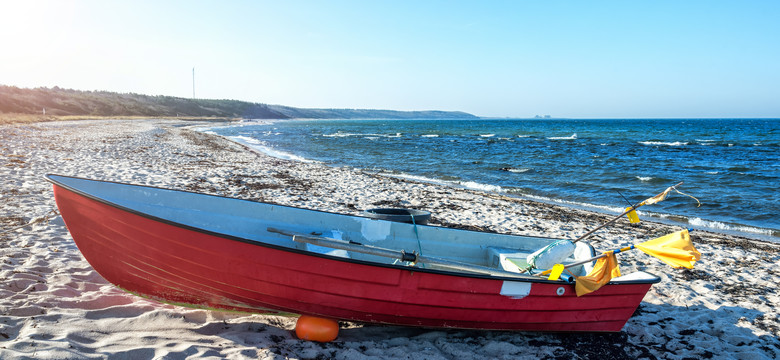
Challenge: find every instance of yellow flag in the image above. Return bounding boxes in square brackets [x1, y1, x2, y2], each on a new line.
[575, 251, 622, 296]
[548, 264, 565, 281]
[625, 207, 640, 223]
[635, 230, 701, 269]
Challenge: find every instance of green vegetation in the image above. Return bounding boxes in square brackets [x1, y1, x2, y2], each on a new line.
[0, 85, 280, 119]
[0, 85, 477, 123]
[267, 105, 477, 120]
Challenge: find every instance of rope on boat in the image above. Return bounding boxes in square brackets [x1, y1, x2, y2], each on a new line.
[411, 214, 425, 268]
[0, 209, 60, 236]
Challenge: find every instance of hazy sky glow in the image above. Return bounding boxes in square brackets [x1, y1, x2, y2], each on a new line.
[1, 0, 778, 118]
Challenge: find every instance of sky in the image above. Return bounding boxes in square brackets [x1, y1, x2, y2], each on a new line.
[1, 0, 778, 118]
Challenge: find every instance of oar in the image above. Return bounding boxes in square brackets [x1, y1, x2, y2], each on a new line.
[541, 229, 701, 277]
[572, 182, 684, 243]
[518, 182, 688, 275]
[267, 227, 539, 279]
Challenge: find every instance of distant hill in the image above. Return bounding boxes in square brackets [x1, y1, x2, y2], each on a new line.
[0, 85, 477, 120]
[266, 105, 476, 120]
[0, 85, 281, 119]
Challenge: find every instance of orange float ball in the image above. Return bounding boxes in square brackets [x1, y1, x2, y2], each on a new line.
[295, 315, 339, 342]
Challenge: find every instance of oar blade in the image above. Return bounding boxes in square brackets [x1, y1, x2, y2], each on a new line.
[635, 229, 701, 269]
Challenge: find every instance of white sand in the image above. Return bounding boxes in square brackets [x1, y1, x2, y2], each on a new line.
[1, 119, 778, 359]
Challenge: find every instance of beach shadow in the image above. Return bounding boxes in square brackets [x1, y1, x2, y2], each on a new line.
[221, 301, 778, 359]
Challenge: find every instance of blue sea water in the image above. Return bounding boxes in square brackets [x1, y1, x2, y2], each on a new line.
[206, 119, 780, 242]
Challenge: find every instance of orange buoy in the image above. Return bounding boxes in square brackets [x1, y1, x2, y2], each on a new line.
[295, 315, 339, 342]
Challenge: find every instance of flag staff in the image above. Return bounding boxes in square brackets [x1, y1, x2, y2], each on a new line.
[572, 182, 684, 243]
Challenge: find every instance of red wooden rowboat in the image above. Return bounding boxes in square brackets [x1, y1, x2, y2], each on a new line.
[47, 174, 660, 332]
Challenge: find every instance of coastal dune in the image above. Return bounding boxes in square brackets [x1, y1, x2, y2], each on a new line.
[1, 119, 778, 359]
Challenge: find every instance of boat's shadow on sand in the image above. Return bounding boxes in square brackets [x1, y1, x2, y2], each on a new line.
[327, 302, 777, 359]
[17, 275, 770, 359]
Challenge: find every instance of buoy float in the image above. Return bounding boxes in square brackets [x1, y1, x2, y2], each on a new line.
[295, 315, 339, 342]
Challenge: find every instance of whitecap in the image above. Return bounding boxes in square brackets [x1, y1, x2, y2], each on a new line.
[193, 120, 278, 133]
[324, 132, 401, 138]
[636, 176, 653, 182]
[479, 134, 495, 138]
[638, 141, 688, 146]
[230, 135, 263, 145]
[518, 193, 626, 214]
[507, 168, 530, 173]
[382, 173, 502, 193]
[384, 173, 449, 186]
[688, 218, 774, 236]
[458, 181, 502, 192]
[253, 146, 314, 163]
[547, 133, 577, 140]
[421, 134, 439, 138]
[323, 132, 355, 137]
[228, 136, 314, 163]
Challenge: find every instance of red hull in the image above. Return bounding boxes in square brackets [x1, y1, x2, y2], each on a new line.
[52, 182, 653, 332]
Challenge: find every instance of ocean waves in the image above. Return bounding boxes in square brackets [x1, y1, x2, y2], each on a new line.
[227, 135, 316, 163]
[639, 140, 689, 146]
[323, 131, 402, 138]
[547, 133, 577, 140]
[206, 118, 780, 242]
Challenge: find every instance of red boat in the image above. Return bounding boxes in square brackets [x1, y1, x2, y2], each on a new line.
[48, 174, 660, 332]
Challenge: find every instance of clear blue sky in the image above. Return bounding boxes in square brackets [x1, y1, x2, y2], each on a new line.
[2, 0, 778, 118]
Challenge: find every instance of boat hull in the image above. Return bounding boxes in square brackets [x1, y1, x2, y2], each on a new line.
[50, 175, 655, 332]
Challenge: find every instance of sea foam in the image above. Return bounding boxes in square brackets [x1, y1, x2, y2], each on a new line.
[638, 140, 688, 146]
[385, 173, 503, 193]
[688, 217, 774, 236]
[228, 136, 315, 163]
[458, 181, 502, 192]
[547, 133, 577, 140]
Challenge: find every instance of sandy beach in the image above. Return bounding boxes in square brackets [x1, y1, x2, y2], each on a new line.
[1, 119, 778, 359]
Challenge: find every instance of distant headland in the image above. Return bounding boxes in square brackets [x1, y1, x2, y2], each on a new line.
[0, 85, 478, 122]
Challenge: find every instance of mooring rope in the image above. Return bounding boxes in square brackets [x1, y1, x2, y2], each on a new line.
[411, 214, 425, 268]
[0, 209, 60, 236]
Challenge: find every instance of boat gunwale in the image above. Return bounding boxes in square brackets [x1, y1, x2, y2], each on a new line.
[45, 173, 661, 285]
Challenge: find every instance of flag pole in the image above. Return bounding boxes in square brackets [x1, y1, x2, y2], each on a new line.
[541, 228, 698, 276]
[572, 182, 683, 243]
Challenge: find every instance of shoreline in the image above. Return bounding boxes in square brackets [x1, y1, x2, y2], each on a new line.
[1, 119, 778, 359]
[204, 121, 779, 243]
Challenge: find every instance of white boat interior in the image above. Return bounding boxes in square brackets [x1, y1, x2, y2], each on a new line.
[49, 175, 660, 283]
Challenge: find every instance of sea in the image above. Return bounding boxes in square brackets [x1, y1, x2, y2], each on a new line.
[202, 118, 780, 242]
